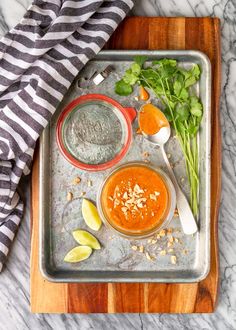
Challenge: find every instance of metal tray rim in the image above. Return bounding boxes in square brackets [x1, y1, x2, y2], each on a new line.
[39, 49, 212, 283]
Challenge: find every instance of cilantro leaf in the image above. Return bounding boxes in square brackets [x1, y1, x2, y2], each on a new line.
[123, 69, 139, 85]
[179, 88, 189, 100]
[176, 104, 190, 121]
[191, 64, 200, 79]
[174, 80, 182, 96]
[134, 55, 148, 67]
[131, 63, 141, 75]
[184, 75, 196, 88]
[153, 59, 177, 67]
[190, 96, 202, 117]
[175, 120, 186, 135]
[115, 80, 133, 96]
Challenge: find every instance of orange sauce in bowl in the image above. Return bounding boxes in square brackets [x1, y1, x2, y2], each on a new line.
[139, 103, 169, 135]
[101, 165, 170, 234]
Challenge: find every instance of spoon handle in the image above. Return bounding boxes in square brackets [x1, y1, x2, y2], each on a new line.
[160, 146, 198, 235]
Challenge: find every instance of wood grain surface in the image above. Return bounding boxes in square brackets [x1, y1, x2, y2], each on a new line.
[30, 17, 221, 313]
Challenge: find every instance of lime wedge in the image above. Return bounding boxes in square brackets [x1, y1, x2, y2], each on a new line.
[82, 198, 102, 231]
[72, 230, 101, 250]
[64, 246, 92, 263]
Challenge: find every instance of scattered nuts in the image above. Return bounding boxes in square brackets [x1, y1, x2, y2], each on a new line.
[123, 192, 128, 199]
[121, 207, 128, 213]
[160, 250, 166, 256]
[67, 192, 73, 201]
[134, 184, 144, 194]
[145, 252, 152, 261]
[171, 255, 177, 264]
[159, 229, 166, 237]
[169, 236, 174, 243]
[79, 191, 86, 197]
[139, 245, 144, 253]
[150, 194, 157, 201]
[167, 241, 173, 248]
[131, 245, 138, 251]
[167, 228, 173, 235]
[73, 177, 81, 185]
[87, 179, 92, 187]
[174, 209, 179, 217]
[142, 151, 149, 158]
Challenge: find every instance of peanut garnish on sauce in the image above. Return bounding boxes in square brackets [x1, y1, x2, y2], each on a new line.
[110, 182, 160, 220]
[101, 165, 169, 233]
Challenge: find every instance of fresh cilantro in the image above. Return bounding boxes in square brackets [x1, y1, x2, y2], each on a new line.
[191, 64, 200, 78]
[115, 80, 133, 96]
[173, 80, 182, 96]
[134, 55, 148, 67]
[114, 57, 203, 216]
[184, 75, 196, 88]
[123, 69, 139, 85]
[131, 63, 141, 75]
[153, 59, 177, 67]
[176, 104, 190, 121]
[190, 96, 202, 117]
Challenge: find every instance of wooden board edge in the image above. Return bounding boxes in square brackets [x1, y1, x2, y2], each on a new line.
[30, 17, 222, 313]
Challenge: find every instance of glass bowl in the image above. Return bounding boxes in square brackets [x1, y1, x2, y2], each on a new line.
[97, 162, 176, 239]
[56, 94, 136, 171]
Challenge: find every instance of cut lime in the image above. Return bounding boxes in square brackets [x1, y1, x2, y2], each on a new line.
[72, 230, 101, 250]
[82, 199, 102, 231]
[64, 246, 92, 263]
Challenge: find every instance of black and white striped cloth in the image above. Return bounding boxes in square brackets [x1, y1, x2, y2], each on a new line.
[0, 0, 133, 272]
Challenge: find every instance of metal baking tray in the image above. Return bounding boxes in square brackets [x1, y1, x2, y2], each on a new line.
[39, 50, 211, 283]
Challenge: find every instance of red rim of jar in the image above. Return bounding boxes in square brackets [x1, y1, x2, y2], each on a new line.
[56, 94, 136, 171]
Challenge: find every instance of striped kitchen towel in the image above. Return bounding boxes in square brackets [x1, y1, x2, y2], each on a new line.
[0, 0, 133, 272]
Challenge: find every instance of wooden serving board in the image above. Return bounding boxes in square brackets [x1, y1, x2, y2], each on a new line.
[30, 17, 221, 313]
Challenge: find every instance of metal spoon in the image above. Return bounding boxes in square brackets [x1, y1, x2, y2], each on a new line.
[141, 119, 198, 235]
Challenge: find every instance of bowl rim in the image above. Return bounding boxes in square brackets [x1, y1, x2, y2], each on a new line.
[97, 161, 177, 239]
[56, 94, 134, 171]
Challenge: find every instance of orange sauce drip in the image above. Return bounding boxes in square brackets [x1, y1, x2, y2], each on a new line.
[101, 165, 169, 233]
[139, 86, 150, 101]
[138, 103, 168, 135]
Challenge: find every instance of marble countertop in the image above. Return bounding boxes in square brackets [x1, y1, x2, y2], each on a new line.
[0, 0, 236, 329]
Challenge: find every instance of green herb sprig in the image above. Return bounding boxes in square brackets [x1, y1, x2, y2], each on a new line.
[115, 56, 203, 216]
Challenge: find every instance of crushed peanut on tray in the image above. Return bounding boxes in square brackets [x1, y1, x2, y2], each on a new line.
[87, 179, 93, 187]
[72, 176, 81, 185]
[171, 255, 177, 264]
[67, 191, 73, 201]
[130, 226, 187, 265]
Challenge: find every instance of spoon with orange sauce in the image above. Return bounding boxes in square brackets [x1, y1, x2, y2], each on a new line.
[139, 103, 198, 235]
